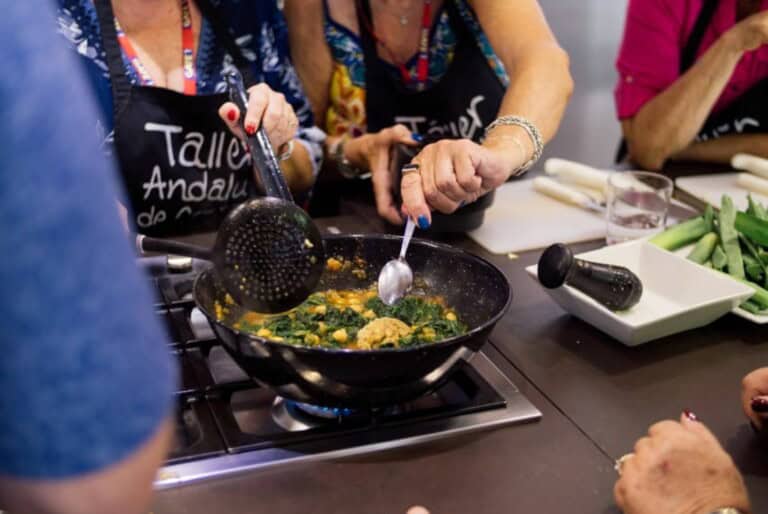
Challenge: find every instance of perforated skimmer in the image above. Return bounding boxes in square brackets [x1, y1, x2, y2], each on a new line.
[136, 70, 324, 313]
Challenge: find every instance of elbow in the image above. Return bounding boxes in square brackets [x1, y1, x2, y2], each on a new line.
[626, 137, 668, 171]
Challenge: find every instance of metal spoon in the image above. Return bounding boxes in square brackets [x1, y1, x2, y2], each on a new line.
[378, 217, 417, 305]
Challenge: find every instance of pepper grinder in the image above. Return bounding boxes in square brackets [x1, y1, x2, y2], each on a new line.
[538, 244, 643, 311]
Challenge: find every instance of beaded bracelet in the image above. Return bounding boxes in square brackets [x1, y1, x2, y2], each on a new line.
[485, 115, 544, 174]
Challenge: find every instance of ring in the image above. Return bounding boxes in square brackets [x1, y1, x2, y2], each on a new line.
[402, 163, 420, 175]
[614, 453, 634, 476]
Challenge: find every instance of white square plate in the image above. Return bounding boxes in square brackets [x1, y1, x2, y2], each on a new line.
[525, 240, 755, 346]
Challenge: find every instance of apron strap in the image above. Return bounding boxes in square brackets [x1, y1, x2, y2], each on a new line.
[680, 0, 719, 74]
[94, 0, 133, 119]
[194, 0, 259, 88]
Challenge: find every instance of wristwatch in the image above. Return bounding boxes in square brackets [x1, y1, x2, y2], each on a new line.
[331, 137, 365, 179]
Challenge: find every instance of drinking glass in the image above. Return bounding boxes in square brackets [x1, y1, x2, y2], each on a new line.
[606, 171, 673, 245]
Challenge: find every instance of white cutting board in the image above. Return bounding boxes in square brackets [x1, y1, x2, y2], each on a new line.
[676, 173, 768, 211]
[468, 179, 606, 254]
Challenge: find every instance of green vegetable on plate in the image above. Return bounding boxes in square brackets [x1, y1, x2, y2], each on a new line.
[687, 232, 718, 264]
[649, 205, 715, 251]
[718, 196, 745, 280]
[711, 245, 728, 271]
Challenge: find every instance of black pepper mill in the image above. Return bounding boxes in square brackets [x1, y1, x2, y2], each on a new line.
[537, 244, 643, 311]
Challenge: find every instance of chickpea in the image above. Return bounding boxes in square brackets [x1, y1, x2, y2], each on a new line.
[363, 309, 376, 319]
[326, 258, 343, 272]
[445, 312, 457, 321]
[312, 304, 327, 315]
[318, 321, 328, 334]
[304, 333, 320, 345]
[332, 329, 348, 343]
[256, 328, 272, 338]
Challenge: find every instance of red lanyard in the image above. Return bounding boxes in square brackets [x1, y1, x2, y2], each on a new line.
[114, 0, 197, 95]
[363, 0, 433, 91]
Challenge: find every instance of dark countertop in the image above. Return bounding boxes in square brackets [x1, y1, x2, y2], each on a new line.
[152, 215, 768, 514]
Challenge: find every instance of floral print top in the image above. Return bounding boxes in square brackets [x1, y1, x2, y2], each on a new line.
[323, 0, 509, 138]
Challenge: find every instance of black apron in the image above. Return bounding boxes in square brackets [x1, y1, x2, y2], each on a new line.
[356, 0, 505, 231]
[94, 0, 258, 237]
[616, 0, 768, 163]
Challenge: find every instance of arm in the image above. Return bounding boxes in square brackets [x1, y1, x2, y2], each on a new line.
[623, 34, 743, 170]
[623, 10, 768, 170]
[471, 0, 573, 147]
[283, 0, 334, 126]
[0, 4, 175, 513]
[402, 0, 573, 222]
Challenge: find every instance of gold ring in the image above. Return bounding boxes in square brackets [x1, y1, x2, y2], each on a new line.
[402, 163, 420, 175]
[614, 453, 635, 476]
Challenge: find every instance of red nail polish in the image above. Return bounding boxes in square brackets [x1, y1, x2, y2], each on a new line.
[683, 409, 698, 421]
[245, 123, 256, 135]
[227, 109, 237, 122]
[752, 397, 768, 413]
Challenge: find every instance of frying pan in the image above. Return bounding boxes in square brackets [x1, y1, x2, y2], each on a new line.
[193, 234, 511, 408]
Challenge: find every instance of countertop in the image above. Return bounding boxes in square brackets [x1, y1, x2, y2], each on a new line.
[152, 214, 768, 514]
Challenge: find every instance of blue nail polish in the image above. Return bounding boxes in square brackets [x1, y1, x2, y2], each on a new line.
[412, 133, 424, 143]
[417, 215, 430, 230]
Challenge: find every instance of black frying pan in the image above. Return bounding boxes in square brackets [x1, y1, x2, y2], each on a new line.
[193, 234, 511, 408]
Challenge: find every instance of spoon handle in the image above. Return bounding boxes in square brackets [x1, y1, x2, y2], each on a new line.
[399, 217, 416, 259]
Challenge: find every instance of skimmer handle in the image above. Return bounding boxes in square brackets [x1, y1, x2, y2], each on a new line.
[225, 69, 293, 203]
[399, 217, 416, 259]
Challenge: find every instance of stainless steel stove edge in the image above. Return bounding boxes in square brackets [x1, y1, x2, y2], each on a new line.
[155, 351, 542, 490]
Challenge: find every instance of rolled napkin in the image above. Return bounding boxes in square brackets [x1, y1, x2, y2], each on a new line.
[532, 176, 603, 213]
[736, 172, 768, 197]
[544, 158, 612, 191]
[732, 153, 768, 179]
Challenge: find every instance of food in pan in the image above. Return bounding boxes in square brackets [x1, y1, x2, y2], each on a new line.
[224, 288, 467, 350]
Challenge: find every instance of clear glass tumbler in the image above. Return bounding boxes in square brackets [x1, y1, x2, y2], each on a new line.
[606, 171, 673, 245]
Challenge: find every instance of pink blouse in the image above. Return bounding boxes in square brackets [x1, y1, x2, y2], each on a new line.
[615, 0, 768, 120]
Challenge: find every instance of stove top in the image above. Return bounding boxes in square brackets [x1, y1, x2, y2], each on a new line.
[142, 257, 541, 489]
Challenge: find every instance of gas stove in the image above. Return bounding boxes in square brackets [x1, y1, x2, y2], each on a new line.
[142, 257, 541, 489]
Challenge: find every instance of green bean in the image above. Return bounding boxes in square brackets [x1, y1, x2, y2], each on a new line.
[687, 232, 718, 264]
[719, 196, 745, 280]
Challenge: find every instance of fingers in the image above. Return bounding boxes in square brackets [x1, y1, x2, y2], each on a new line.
[400, 166, 431, 229]
[742, 368, 768, 428]
[389, 124, 421, 146]
[370, 145, 404, 225]
[243, 84, 270, 135]
[261, 90, 292, 148]
[648, 420, 683, 438]
[454, 148, 483, 194]
[419, 145, 461, 214]
[218, 102, 246, 140]
[679, 413, 721, 446]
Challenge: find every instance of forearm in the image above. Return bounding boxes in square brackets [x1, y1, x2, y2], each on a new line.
[625, 33, 744, 170]
[495, 43, 573, 144]
[673, 133, 768, 163]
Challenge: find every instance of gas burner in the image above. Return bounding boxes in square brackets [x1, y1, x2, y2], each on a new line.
[272, 397, 361, 431]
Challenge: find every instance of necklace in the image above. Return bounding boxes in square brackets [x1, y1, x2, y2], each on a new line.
[374, 0, 415, 25]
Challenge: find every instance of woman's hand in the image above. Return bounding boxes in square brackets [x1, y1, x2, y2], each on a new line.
[218, 83, 299, 151]
[742, 367, 768, 429]
[343, 124, 420, 225]
[400, 135, 527, 227]
[614, 414, 750, 514]
[728, 10, 768, 52]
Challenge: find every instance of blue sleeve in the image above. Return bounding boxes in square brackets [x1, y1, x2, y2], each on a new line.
[0, 2, 176, 479]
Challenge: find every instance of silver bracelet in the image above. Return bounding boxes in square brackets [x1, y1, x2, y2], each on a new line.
[708, 509, 747, 514]
[485, 115, 544, 174]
